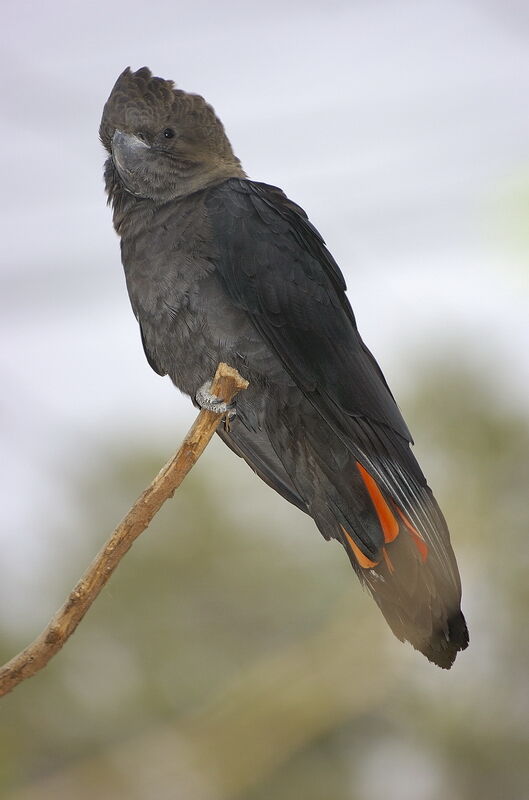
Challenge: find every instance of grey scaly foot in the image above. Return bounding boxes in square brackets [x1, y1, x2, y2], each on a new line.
[196, 381, 236, 417]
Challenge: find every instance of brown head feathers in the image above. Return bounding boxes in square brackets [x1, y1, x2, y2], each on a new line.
[100, 67, 244, 202]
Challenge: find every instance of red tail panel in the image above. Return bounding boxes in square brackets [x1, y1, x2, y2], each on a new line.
[346, 463, 430, 570]
[356, 462, 399, 543]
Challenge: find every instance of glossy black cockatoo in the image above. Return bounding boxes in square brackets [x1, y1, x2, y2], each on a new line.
[100, 67, 468, 668]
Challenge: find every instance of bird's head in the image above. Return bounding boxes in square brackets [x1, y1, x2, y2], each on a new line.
[100, 67, 244, 202]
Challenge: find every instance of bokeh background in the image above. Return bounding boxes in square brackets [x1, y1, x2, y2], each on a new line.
[1, 1, 528, 798]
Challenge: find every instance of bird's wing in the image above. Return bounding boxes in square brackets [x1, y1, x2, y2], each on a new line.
[206, 179, 467, 668]
[205, 178, 418, 476]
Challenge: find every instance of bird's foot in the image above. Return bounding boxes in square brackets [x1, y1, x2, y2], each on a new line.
[196, 381, 236, 430]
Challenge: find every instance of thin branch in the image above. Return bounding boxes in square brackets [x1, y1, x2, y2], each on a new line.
[0, 363, 249, 699]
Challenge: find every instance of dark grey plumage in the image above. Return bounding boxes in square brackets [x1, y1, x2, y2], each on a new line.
[101, 67, 468, 668]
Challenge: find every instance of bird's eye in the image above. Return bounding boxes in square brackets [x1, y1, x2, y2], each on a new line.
[163, 128, 175, 139]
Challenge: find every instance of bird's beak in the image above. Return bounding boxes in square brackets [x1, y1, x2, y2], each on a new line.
[111, 130, 150, 176]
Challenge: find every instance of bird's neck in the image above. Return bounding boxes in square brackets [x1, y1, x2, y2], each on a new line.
[174, 159, 246, 198]
[104, 156, 245, 236]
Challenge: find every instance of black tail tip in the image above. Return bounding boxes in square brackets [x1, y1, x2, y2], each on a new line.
[422, 611, 469, 669]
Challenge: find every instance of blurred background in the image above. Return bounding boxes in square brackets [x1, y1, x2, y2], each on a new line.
[1, 1, 528, 798]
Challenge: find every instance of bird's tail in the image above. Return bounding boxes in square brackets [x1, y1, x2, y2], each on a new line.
[338, 461, 468, 669]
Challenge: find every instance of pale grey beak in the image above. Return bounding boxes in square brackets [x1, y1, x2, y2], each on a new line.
[111, 130, 150, 175]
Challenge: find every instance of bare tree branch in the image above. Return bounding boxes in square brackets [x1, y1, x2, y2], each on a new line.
[0, 363, 248, 699]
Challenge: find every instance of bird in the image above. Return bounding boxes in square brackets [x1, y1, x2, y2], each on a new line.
[100, 66, 468, 668]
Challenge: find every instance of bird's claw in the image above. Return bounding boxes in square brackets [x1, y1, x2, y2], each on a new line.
[196, 381, 236, 427]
